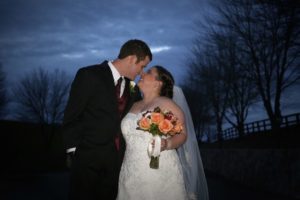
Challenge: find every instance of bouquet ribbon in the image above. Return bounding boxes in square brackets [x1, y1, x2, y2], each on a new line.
[147, 135, 161, 158]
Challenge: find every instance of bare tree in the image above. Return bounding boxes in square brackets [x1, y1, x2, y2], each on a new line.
[48, 69, 72, 125]
[181, 78, 213, 141]
[215, 0, 300, 130]
[12, 68, 71, 125]
[0, 63, 7, 118]
[215, 33, 259, 137]
[185, 21, 260, 140]
[187, 40, 231, 141]
[225, 66, 258, 137]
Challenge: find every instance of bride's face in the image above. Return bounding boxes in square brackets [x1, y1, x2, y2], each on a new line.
[137, 67, 160, 89]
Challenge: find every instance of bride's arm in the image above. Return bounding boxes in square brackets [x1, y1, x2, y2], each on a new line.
[160, 99, 187, 151]
[161, 131, 187, 151]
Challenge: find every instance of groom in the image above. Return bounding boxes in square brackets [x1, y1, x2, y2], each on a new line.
[62, 39, 152, 200]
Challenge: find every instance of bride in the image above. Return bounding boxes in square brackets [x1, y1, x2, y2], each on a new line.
[116, 65, 188, 200]
[116, 65, 209, 200]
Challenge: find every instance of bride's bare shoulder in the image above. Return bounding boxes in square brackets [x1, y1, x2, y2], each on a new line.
[157, 96, 171, 102]
[156, 97, 179, 110]
[130, 101, 143, 113]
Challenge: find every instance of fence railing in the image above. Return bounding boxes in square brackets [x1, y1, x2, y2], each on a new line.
[222, 112, 300, 140]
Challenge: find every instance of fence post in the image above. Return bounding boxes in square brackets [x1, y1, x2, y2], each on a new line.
[263, 120, 265, 130]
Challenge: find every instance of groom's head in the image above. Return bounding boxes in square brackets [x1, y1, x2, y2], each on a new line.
[116, 39, 152, 80]
[118, 39, 152, 63]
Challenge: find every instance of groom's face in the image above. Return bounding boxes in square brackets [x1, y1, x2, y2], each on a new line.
[128, 55, 150, 80]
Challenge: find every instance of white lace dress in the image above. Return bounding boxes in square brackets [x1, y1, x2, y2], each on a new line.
[116, 113, 188, 200]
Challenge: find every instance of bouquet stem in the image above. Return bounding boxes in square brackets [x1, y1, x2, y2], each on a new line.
[150, 156, 159, 169]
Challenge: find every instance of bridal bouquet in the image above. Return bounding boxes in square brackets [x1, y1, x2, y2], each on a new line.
[137, 107, 183, 169]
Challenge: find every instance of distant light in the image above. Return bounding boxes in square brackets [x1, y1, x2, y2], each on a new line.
[151, 46, 171, 53]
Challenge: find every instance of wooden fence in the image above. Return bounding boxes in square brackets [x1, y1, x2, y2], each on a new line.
[222, 112, 300, 140]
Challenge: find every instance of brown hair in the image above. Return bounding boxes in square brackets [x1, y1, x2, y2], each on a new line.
[154, 65, 174, 98]
[118, 39, 152, 63]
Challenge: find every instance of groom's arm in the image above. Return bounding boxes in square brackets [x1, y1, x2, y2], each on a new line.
[62, 68, 91, 153]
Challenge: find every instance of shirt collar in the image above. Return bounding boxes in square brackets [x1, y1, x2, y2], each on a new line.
[108, 61, 122, 85]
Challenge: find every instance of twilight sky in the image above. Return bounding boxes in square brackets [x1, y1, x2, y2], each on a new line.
[0, 0, 209, 85]
[1, 0, 299, 121]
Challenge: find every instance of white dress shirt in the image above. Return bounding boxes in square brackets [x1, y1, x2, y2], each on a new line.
[108, 61, 125, 97]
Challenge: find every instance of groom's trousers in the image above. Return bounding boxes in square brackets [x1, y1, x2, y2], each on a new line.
[68, 143, 121, 200]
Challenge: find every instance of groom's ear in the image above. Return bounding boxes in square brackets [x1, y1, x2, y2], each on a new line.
[128, 55, 138, 65]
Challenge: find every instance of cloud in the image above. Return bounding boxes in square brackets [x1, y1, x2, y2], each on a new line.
[61, 53, 84, 59]
[0, 0, 208, 84]
[151, 46, 171, 53]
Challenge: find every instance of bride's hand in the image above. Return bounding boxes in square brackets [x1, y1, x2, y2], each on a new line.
[151, 139, 166, 151]
[151, 138, 171, 151]
[160, 139, 167, 151]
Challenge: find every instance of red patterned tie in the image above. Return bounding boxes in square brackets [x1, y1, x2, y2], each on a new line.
[115, 77, 123, 99]
[115, 77, 128, 151]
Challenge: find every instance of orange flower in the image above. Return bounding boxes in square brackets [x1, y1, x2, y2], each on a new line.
[170, 123, 183, 135]
[138, 117, 151, 130]
[151, 112, 164, 124]
[158, 119, 174, 134]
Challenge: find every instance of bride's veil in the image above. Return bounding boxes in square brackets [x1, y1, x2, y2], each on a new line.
[173, 86, 209, 200]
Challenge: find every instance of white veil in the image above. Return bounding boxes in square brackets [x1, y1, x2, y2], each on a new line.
[173, 86, 209, 200]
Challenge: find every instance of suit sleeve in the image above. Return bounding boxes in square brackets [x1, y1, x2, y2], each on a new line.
[62, 68, 91, 150]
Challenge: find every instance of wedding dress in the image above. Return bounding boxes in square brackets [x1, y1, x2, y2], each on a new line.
[116, 112, 188, 200]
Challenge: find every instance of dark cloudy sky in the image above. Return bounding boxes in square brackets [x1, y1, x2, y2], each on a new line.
[1, 0, 299, 121]
[0, 0, 209, 85]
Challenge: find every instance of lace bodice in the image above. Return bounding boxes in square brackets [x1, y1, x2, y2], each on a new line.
[116, 113, 188, 200]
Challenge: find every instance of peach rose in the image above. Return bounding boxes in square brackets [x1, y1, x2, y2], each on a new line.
[170, 123, 183, 135]
[151, 112, 164, 124]
[158, 119, 174, 134]
[138, 117, 151, 130]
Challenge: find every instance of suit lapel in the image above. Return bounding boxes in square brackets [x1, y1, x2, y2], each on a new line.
[100, 62, 119, 119]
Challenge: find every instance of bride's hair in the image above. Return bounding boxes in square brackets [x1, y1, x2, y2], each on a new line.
[154, 65, 174, 98]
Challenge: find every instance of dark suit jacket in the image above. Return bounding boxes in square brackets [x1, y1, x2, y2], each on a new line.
[62, 61, 139, 167]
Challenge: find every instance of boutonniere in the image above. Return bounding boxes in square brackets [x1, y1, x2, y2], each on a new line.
[130, 81, 136, 95]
